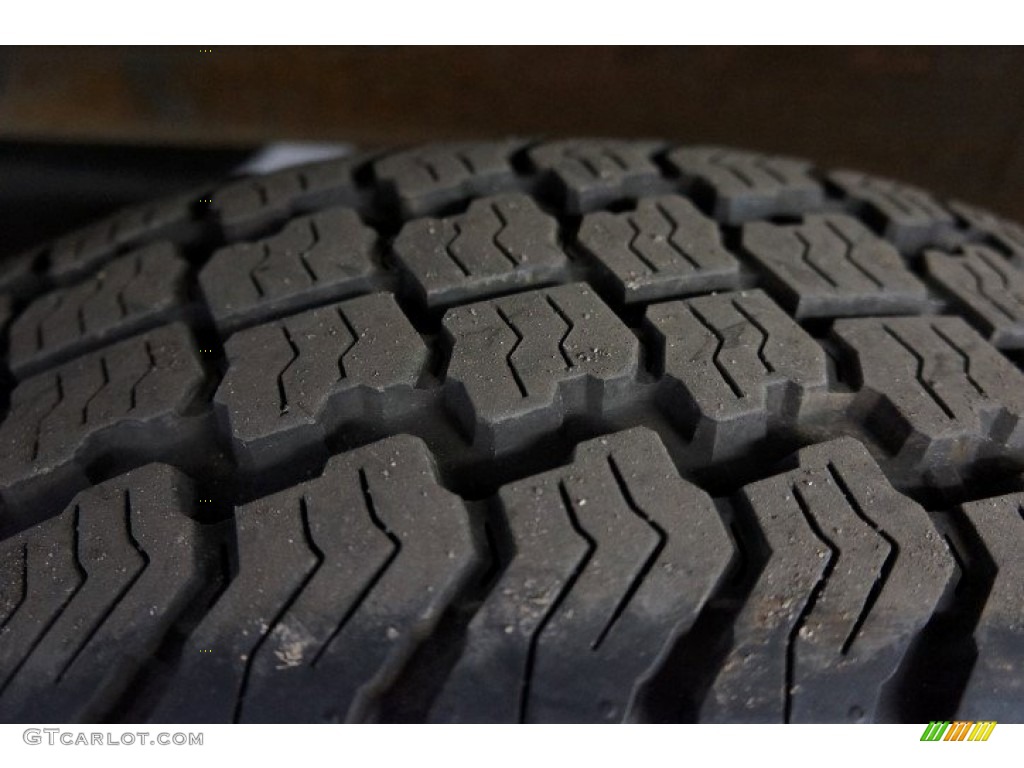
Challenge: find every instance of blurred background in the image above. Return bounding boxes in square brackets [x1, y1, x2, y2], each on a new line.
[2, 45, 1023, 256]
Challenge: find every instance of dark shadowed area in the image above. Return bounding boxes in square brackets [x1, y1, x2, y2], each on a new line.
[1, 46, 1022, 255]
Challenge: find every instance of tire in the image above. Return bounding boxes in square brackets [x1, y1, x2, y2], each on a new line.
[0, 140, 1022, 724]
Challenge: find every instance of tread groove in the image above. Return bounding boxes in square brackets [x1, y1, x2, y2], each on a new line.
[234, 493, 324, 723]
[80, 356, 110, 426]
[625, 218, 661, 273]
[493, 306, 529, 398]
[4, 140, 1024, 723]
[960, 261, 1018, 322]
[276, 327, 301, 413]
[654, 201, 702, 271]
[249, 243, 273, 298]
[565, 150, 603, 179]
[824, 463, 899, 656]
[544, 296, 576, 371]
[445, 222, 472, 277]
[784, 483, 839, 724]
[56, 489, 148, 682]
[592, 455, 668, 650]
[729, 299, 776, 374]
[454, 153, 476, 174]
[310, 468, 402, 667]
[687, 304, 745, 399]
[752, 157, 789, 186]
[822, 218, 884, 289]
[127, 341, 157, 412]
[488, 203, 521, 269]
[0, 505, 86, 695]
[519, 481, 596, 723]
[78, 272, 107, 329]
[118, 254, 145, 318]
[30, 372, 64, 462]
[415, 159, 442, 183]
[973, 248, 1012, 291]
[708, 151, 756, 189]
[881, 325, 957, 419]
[794, 230, 839, 289]
[334, 307, 360, 380]
[295, 219, 321, 284]
[929, 323, 987, 398]
[34, 294, 65, 353]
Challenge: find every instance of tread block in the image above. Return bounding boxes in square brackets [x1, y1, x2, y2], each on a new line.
[833, 316, 1024, 470]
[0, 249, 42, 295]
[9, 243, 190, 378]
[703, 437, 954, 723]
[0, 464, 219, 722]
[667, 146, 825, 224]
[529, 139, 665, 213]
[742, 214, 929, 318]
[577, 195, 742, 303]
[431, 427, 733, 723]
[46, 190, 203, 283]
[149, 435, 482, 723]
[374, 141, 525, 217]
[645, 289, 828, 460]
[952, 201, 1024, 269]
[0, 323, 208, 523]
[215, 293, 427, 472]
[957, 492, 1024, 720]
[392, 193, 569, 308]
[211, 157, 361, 240]
[200, 207, 378, 333]
[829, 170, 956, 252]
[926, 245, 1024, 349]
[442, 283, 640, 453]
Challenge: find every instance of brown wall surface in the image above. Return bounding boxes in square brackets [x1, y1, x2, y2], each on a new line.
[2, 46, 1023, 220]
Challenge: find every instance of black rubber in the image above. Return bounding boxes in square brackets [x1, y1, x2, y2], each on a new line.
[1, 140, 1023, 724]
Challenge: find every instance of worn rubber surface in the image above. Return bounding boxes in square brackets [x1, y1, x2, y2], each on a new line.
[1, 140, 1023, 724]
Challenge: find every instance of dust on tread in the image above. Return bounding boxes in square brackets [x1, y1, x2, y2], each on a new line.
[703, 437, 954, 723]
[147, 435, 482, 723]
[431, 427, 733, 723]
[8, 243, 190, 378]
[0, 464, 220, 723]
